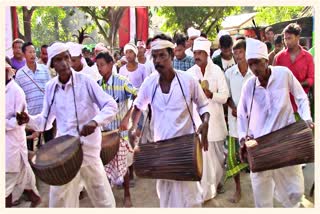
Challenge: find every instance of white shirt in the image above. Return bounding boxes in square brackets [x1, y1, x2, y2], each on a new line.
[187, 60, 229, 141]
[225, 64, 253, 137]
[141, 59, 156, 76]
[6, 79, 28, 172]
[134, 70, 209, 142]
[28, 70, 118, 166]
[119, 63, 148, 89]
[185, 48, 194, 57]
[237, 66, 311, 141]
[221, 57, 236, 72]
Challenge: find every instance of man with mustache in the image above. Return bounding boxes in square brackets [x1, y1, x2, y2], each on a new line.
[187, 37, 229, 202]
[129, 34, 210, 207]
[237, 38, 313, 207]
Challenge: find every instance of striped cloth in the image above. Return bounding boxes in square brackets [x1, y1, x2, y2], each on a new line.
[98, 73, 138, 139]
[225, 136, 248, 180]
[98, 73, 137, 185]
[15, 63, 51, 115]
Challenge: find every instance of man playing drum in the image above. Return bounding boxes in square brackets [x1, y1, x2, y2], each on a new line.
[187, 37, 229, 202]
[129, 34, 210, 207]
[237, 38, 313, 207]
[16, 42, 118, 208]
[96, 51, 138, 207]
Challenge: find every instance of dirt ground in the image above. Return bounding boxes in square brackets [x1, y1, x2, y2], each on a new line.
[14, 163, 314, 208]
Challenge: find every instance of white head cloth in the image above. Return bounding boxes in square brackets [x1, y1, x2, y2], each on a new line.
[193, 37, 211, 56]
[246, 38, 268, 60]
[217, 30, 230, 39]
[124, 43, 138, 56]
[66, 42, 83, 57]
[137, 41, 146, 48]
[47, 42, 69, 68]
[150, 39, 175, 50]
[187, 27, 201, 38]
[95, 43, 108, 53]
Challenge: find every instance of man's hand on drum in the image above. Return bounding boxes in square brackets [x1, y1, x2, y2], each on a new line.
[80, 120, 98, 137]
[197, 121, 209, 151]
[16, 111, 30, 125]
[119, 115, 130, 131]
[239, 136, 252, 163]
[306, 120, 314, 130]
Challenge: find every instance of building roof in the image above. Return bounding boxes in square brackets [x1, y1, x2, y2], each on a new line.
[222, 12, 257, 30]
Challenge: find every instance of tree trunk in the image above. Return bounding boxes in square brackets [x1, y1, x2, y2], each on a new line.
[22, 7, 35, 42]
[54, 16, 60, 40]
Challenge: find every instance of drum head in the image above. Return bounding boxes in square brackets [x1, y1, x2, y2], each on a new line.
[32, 135, 81, 167]
[194, 135, 203, 179]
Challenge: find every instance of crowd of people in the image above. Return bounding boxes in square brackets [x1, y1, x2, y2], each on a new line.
[5, 22, 314, 208]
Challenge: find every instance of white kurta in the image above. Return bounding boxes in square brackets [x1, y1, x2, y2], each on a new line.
[187, 60, 229, 201]
[237, 66, 312, 207]
[28, 70, 118, 207]
[134, 70, 209, 207]
[5, 79, 39, 200]
[225, 64, 253, 137]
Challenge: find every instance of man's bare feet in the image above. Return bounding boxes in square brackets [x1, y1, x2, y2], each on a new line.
[124, 196, 133, 207]
[228, 191, 241, 203]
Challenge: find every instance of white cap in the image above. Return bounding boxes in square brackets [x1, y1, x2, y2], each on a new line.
[187, 27, 201, 38]
[124, 43, 138, 56]
[193, 37, 211, 56]
[217, 30, 230, 39]
[95, 43, 108, 53]
[66, 42, 83, 57]
[246, 38, 268, 61]
[47, 42, 69, 68]
[137, 41, 146, 48]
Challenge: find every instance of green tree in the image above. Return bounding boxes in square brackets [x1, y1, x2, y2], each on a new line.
[254, 6, 305, 25]
[156, 7, 240, 40]
[79, 7, 126, 48]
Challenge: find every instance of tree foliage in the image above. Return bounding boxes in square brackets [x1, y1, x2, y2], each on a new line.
[79, 7, 126, 48]
[156, 7, 240, 40]
[254, 6, 305, 26]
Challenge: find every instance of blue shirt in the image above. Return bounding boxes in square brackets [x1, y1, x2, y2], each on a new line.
[173, 55, 195, 71]
[15, 63, 51, 115]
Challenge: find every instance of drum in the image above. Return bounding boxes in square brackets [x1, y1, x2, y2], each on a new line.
[101, 130, 121, 165]
[134, 133, 203, 181]
[29, 135, 83, 186]
[246, 120, 314, 172]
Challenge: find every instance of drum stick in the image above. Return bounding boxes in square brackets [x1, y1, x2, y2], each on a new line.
[102, 129, 120, 135]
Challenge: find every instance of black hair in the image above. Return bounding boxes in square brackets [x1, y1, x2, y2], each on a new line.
[174, 34, 187, 47]
[219, 35, 233, 49]
[41, 44, 48, 49]
[274, 34, 283, 45]
[96, 51, 114, 63]
[22, 42, 34, 53]
[265, 41, 272, 51]
[233, 39, 246, 50]
[146, 38, 153, 47]
[152, 34, 174, 58]
[282, 23, 301, 36]
[265, 26, 274, 33]
[200, 32, 207, 38]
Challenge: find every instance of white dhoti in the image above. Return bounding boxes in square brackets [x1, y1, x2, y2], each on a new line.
[250, 165, 304, 207]
[49, 161, 115, 207]
[6, 158, 40, 202]
[156, 179, 203, 207]
[200, 140, 225, 201]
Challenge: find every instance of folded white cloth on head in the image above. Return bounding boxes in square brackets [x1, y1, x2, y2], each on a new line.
[47, 42, 69, 68]
[66, 42, 83, 57]
[187, 27, 201, 38]
[246, 38, 269, 60]
[124, 43, 138, 56]
[151, 39, 175, 50]
[193, 37, 211, 56]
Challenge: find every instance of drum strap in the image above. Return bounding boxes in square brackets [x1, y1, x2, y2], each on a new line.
[246, 81, 256, 139]
[71, 74, 81, 136]
[175, 73, 197, 132]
